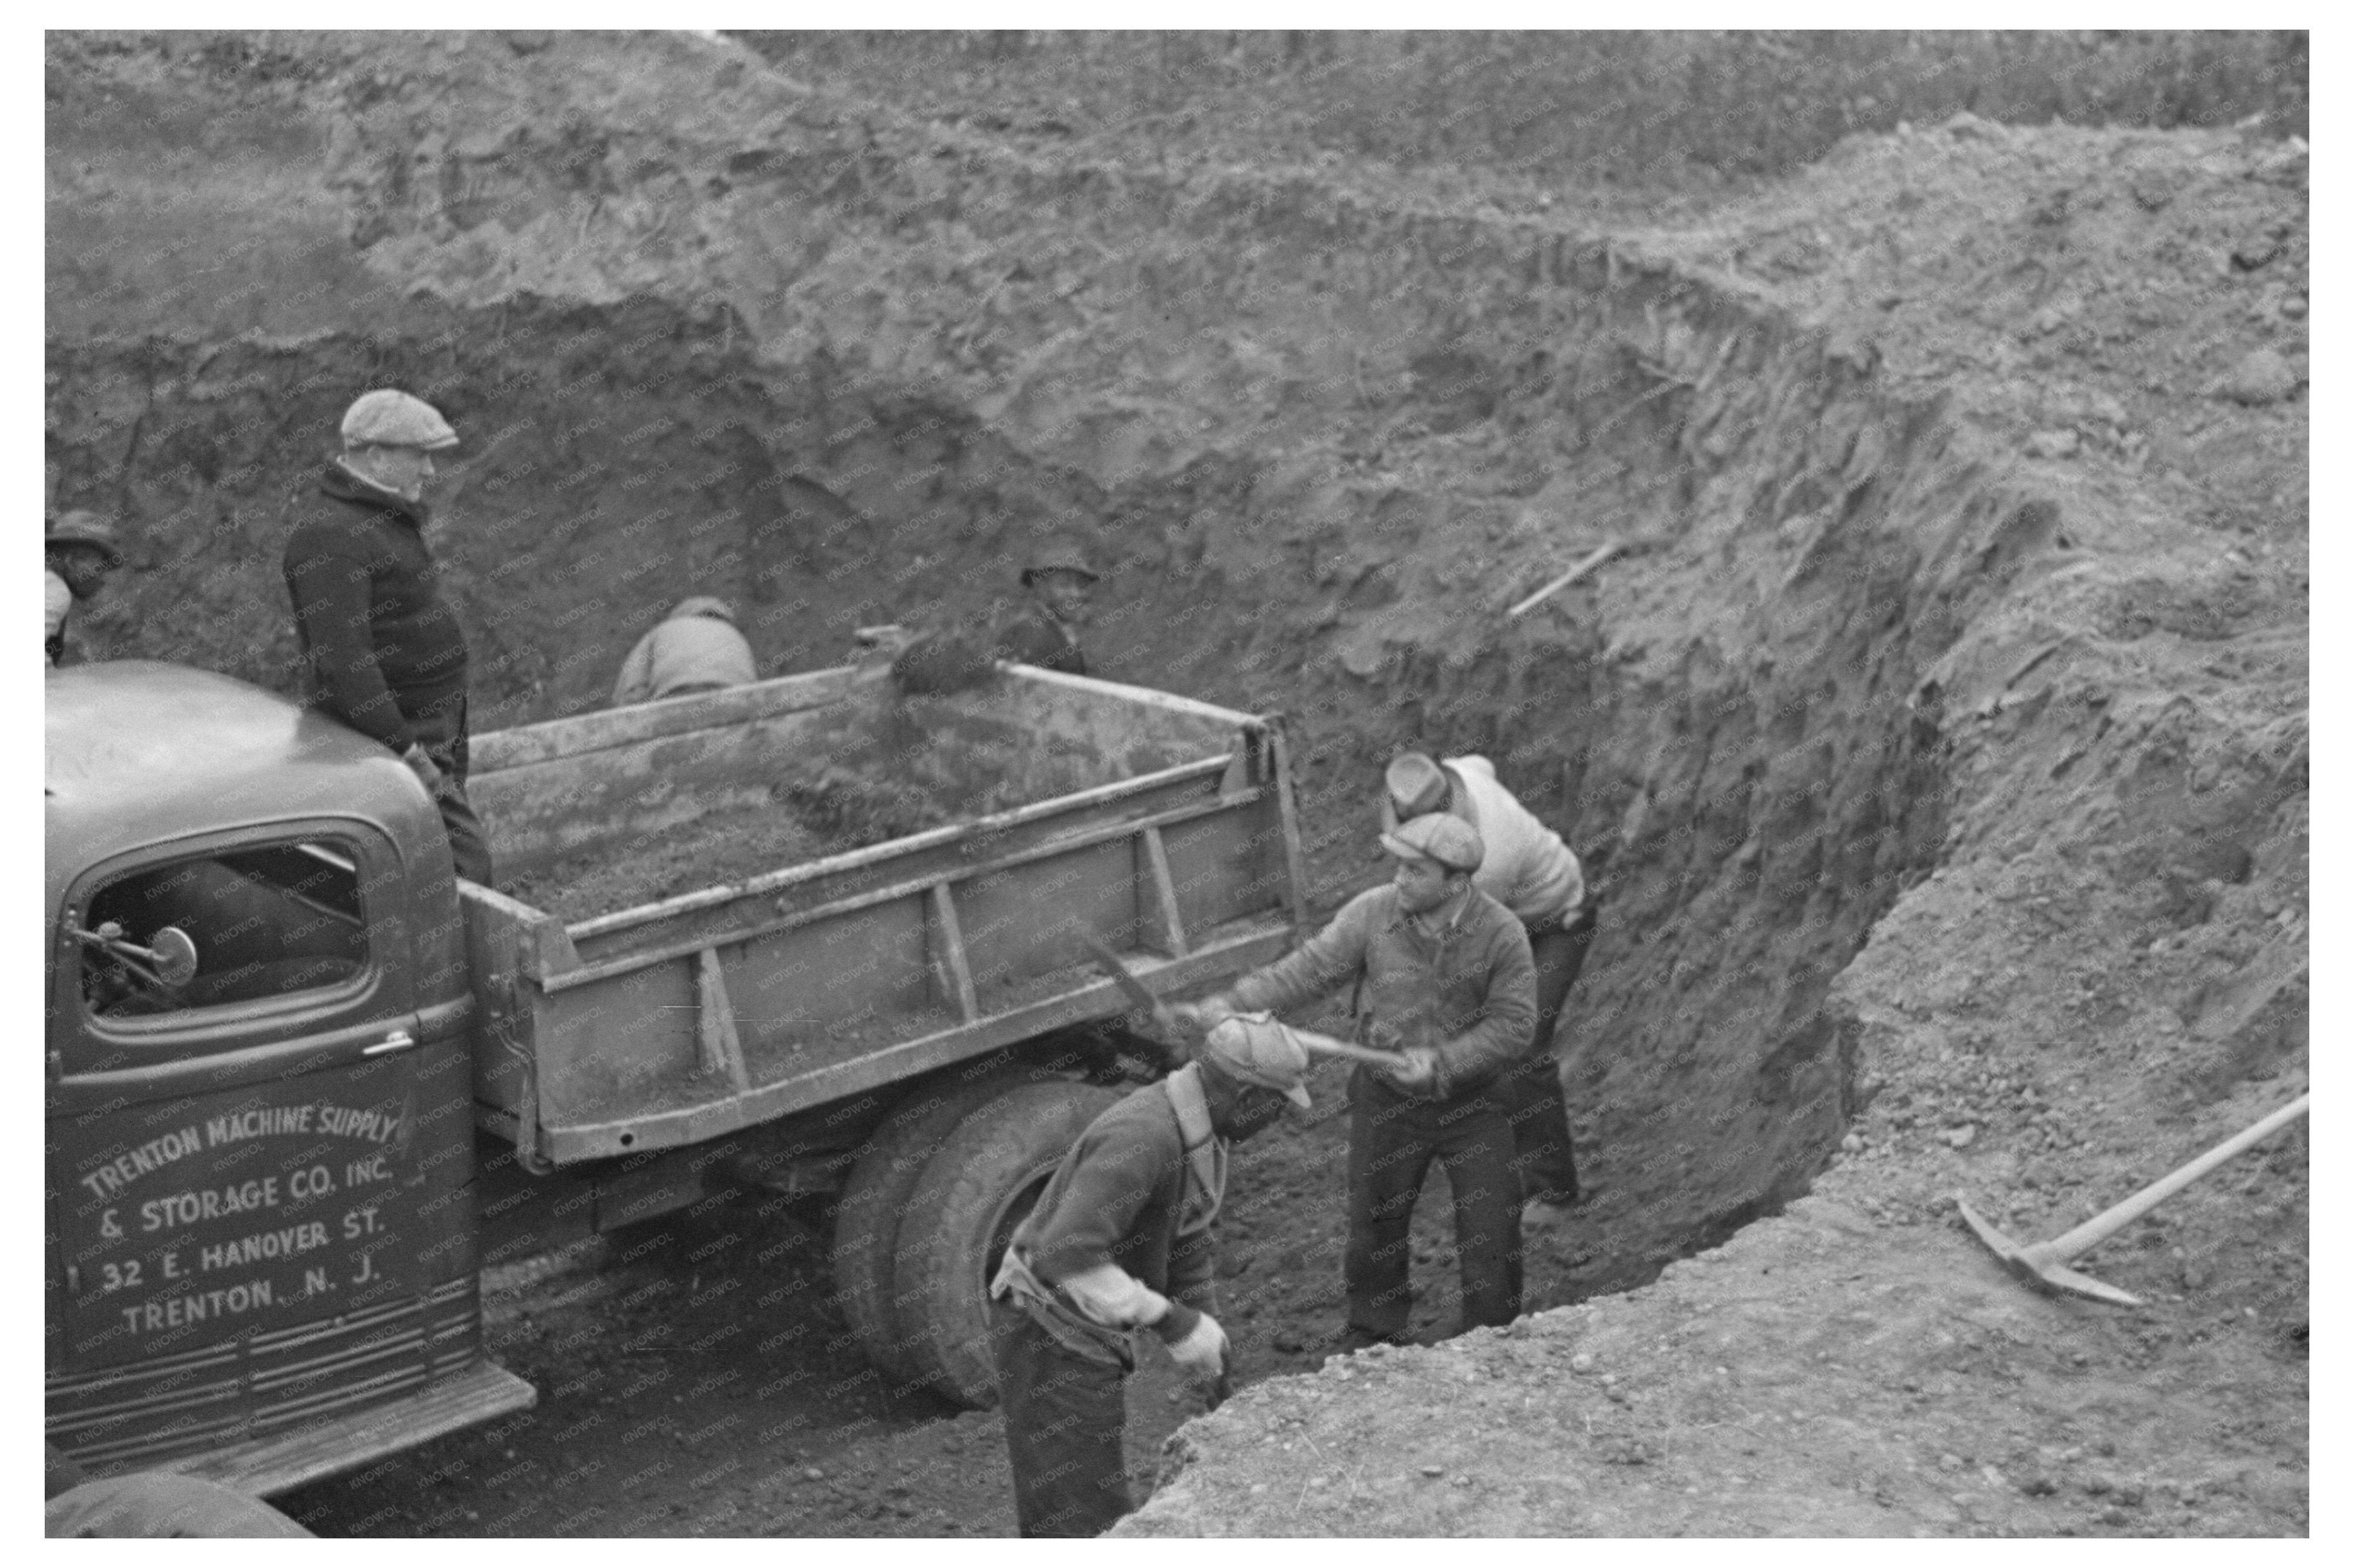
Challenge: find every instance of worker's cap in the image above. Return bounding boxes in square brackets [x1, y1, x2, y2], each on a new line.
[45, 509, 124, 566]
[1020, 537, 1100, 586]
[1384, 752, 1450, 820]
[1200, 1016, 1313, 1110]
[340, 389, 460, 452]
[672, 595, 737, 624]
[1380, 811, 1483, 873]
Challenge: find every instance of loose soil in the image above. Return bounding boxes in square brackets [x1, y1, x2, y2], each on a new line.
[497, 797, 836, 924]
[49, 31, 2305, 1539]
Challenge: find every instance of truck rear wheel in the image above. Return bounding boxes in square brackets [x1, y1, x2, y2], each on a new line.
[893, 1079, 1118, 1408]
[830, 1066, 1046, 1389]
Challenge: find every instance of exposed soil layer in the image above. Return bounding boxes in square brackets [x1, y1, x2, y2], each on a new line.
[49, 31, 2305, 1538]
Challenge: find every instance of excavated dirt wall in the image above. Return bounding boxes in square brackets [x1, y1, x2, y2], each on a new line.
[46, 183, 1994, 1295]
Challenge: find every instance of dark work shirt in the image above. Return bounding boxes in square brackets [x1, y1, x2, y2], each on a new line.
[282, 462, 469, 752]
[1009, 1081, 1218, 1334]
[995, 603, 1086, 676]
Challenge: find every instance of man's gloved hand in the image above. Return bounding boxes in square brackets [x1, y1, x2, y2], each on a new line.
[1165, 1312, 1230, 1382]
[1167, 996, 1237, 1033]
[399, 743, 443, 794]
[1380, 1045, 1440, 1094]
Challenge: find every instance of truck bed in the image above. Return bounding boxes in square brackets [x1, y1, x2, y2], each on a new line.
[459, 664, 1306, 1166]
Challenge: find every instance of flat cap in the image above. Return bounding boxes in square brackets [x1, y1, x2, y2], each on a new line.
[1385, 751, 1450, 819]
[1200, 1015, 1313, 1110]
[341, 389, 460, 452]
[1380, 811, 1484, 873]
[45, 510, 124, 565]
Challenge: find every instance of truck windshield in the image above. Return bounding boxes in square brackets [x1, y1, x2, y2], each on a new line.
[79, 840, 369, 1019]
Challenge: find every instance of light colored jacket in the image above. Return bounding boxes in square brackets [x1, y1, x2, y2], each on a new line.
[612, 605, 757, 706]
[1385, 754, 1583, 924]
[1444, 756, 1584, 923]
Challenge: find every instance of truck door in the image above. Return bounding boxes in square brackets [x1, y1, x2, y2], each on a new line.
[46, 819, 479, 1469]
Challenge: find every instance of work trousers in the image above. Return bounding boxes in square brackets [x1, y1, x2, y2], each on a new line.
[408, 696, 494, 885]
[1497, 900, 1599, 1203]
[990, 1300, 1131, 1538]
[1346, 1071, 1523, 1341]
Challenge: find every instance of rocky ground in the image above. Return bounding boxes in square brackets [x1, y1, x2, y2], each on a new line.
[50, 31, 2305, 1538]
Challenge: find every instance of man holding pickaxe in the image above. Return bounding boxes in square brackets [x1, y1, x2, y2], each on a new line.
[1173, 812, 1538, 1353]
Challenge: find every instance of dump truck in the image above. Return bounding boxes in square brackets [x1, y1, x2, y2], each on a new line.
[45, 656, 1306, 1494]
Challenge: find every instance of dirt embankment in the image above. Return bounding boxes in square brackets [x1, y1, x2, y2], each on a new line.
[49, 31, 2304, 1538]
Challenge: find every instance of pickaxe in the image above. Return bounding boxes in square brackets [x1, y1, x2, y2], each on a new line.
[1077, 933, 1184, 1038]
[1957, 1091, 2309, 1306]
[1077, 934, 1405, 1070]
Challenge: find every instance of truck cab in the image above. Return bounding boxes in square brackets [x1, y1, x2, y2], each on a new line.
[44, 662, 532, 1494]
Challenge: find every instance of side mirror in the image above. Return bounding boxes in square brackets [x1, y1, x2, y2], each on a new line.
[150, 927, 199, 987]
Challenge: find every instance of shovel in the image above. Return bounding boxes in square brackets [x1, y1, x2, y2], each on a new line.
[1957, 1091, 2309, 1306]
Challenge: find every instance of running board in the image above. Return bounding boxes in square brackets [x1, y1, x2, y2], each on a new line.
[159, 1361, 537, 1497]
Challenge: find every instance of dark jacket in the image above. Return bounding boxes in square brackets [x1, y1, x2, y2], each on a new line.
[1007, 1081, 1219, 1351]
[282, 463, 469, 753]
[995, 603, 1086, 676]
[1228, 883, 1538, 1101]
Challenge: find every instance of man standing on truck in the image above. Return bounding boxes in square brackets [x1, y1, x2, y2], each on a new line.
[1174, 812, 1538, 1353]
[993, 537, 1098, 676]
[45, 511, 125, 667]
[990, 1019, 1313, 1537]
[1381, 751, 1596, 1230]
[610, 594, 758, 705]
[282, 389, 493, 882]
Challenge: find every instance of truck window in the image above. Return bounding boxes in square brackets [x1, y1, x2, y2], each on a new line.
[79, 841, 370, 1019]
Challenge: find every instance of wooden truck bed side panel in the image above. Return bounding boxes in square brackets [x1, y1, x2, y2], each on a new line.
[464, 667, 1298, 1166]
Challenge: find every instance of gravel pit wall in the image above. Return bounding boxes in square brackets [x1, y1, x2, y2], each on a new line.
[45, 232, 1987, 1298]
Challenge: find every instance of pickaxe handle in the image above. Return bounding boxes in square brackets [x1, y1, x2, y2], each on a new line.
[1077, 933, 1180, 1035]
[2034, 1091, 2310, 1266]
[1286, 1027, 1408, 1070]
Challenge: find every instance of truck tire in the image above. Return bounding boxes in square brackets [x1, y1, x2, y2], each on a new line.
[830, 1066, 1046, 1389]
[893, 1079, 1119, 1408]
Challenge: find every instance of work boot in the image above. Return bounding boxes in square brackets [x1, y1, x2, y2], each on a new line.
[1520, 1193, 1580, 1234]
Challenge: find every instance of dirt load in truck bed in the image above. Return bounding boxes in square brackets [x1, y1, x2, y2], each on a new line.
[494, 774, 959, 924]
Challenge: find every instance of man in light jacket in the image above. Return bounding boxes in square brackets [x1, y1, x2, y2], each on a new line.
[1383, 751, 1595, 1226]
[611, 595, 758, 706]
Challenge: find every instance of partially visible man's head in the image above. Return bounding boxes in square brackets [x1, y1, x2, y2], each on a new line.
[45, 511, 123, 598]
[338, 389, 459, 502]
[1383, 752, 1451, 822]
[1020, 541, 1100, 627]
[1197, 1013, 1314, 1140]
